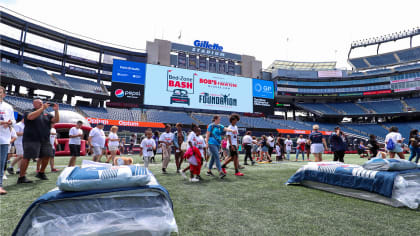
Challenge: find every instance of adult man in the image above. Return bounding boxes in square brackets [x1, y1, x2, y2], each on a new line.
[0, 86, 16, 194]
[88, 123, 106, 162]
[159, 124, 174, 174]
[242, 131, 254, 165]
[329, 127, 347, 162]
[267, 133, 275, 158]
[68, 121, 83, 166]
[8, 118, 24, 175]
[18, 99, 59, 183]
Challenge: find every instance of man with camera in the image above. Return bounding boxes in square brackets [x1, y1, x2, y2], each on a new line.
[18, 99, 59, 184]
[329, 126, 347, 163]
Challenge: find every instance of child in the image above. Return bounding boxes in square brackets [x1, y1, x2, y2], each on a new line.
[182, 125, 207, 179]
[221, 114, 243, 176]
[184, 145, 202, 182]
[275, 142, 282, 161]
[140, 129, 156, 168]
[285, 135, 293, 161]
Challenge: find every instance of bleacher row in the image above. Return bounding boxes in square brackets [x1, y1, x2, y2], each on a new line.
[5, 95, 420, 142]
[349, 46, 420, 70]
[298, 97, 420, 115]
[0, 61, 107, 95]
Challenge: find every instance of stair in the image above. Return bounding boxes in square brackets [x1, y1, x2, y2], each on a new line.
[190, 113, 204, 125]
[400, 100, 414, 112]
[357, 103, 376, 114]
[325, 104, 346, 115]
[355, 103, 371, 114]
[75, 107, 88, 117]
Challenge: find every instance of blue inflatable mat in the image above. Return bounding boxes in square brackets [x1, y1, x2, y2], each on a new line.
[57, 165, 151, 192]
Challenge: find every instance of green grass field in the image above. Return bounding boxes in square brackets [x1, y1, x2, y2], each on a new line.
[1, 154, 419, 236]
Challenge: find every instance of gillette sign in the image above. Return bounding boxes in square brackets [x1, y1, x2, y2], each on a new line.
[193, 40, 223, 51]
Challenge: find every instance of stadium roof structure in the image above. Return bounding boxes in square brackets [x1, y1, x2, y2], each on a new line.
[266, 60, 336, 72]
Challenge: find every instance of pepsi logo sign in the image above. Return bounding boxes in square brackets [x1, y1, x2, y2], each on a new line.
[115, 89, 124, 98]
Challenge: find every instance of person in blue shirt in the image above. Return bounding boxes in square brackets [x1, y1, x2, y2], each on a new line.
[205, 115, 235, 179]
[329, 127, 347, 162]
[308, 124, 328, 162]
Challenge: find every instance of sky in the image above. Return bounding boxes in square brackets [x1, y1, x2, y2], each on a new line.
[1, 0, 420, 69]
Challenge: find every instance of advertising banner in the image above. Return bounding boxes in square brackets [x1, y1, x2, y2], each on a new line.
[111, 59, 146, 85]
[144, 64, 253, 113]
[253, 97, 275, 114]
[110, 82, 144, 105]
[318, 70, 343, 78]
[363, 90, 392, 96]
[86, 117, 165, 128]
[276, 128, 332, 135]
[253, 79, 274, 99]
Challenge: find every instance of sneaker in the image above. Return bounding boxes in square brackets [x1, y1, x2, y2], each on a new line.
[162, 168, 167, 174]
[189, 177, 199, 182]
[176, 169, 180, 174]
[7, 167, 14, 175]
[221, 168, 227, 174]
[17, 176, 33, 184]
[251, 161, 255, 166]
[35, 172, 48, 180]
[16, 170, 20, 174]
[219, 172, 226, 179]
[235, 172, 244, 176]
[2, 175, 7, 180]
[51, 168, 60, 172]
[244, 163, 249, 165]
[206, 171, 214, 176]
[181, 171, 187, 179]
[197, 175, 202, 180]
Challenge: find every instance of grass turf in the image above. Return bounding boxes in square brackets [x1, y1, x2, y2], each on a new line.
[1, 154, 419, 236]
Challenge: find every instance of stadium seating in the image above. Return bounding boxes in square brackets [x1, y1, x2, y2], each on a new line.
[396, 47, 420, 63]
[4, 96, 33, 111]
[358, 100, 404, 114]
[21, 67, 54, 86]
[328, 103, 366, 115]
[79, 106, 110, 119]
[297, 103, 338, 115]
[53, 74, 106, 95]
[404, 97, 420, 111]
[0, 61, 33, 82]
[145, 110, 196, 124]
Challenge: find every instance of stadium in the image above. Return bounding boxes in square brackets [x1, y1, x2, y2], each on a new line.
[1, 2, 420, 236]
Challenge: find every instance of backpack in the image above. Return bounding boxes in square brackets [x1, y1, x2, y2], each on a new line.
[386, 138, 395, 151]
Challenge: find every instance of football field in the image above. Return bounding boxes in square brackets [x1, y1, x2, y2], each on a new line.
[1, 154, 419, 236]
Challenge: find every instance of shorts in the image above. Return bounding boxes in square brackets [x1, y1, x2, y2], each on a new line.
[262, 146, 269, 152]
[92, 146, 103, 156]
[15, 144, 23, 156]
[229, 146, 238, 157]
[69, 144, 81, 157]
[108, 145, 119, 151]
[388, 143, 403, 153]
[311, 143, 324, 154]
[23, 141, 53, 159]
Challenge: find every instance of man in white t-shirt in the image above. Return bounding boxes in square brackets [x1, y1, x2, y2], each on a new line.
[221, 114, 243, 176]
[0, 86, 16, 194]
[285, 135, 293, 161]
[8, 119, 24, 175]
[242, 131, 254, 165]
[159, 124, 174, 173]
[68, 121, 84, 166]
[49, 122, 59, 171]
[88, 123, 106, 162]
[140, 129, 156, 168]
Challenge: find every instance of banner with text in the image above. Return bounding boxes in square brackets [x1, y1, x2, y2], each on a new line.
[144, 64, 253, 113]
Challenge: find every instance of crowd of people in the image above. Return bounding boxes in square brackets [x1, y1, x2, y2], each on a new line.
[1, 84, 420, 194]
